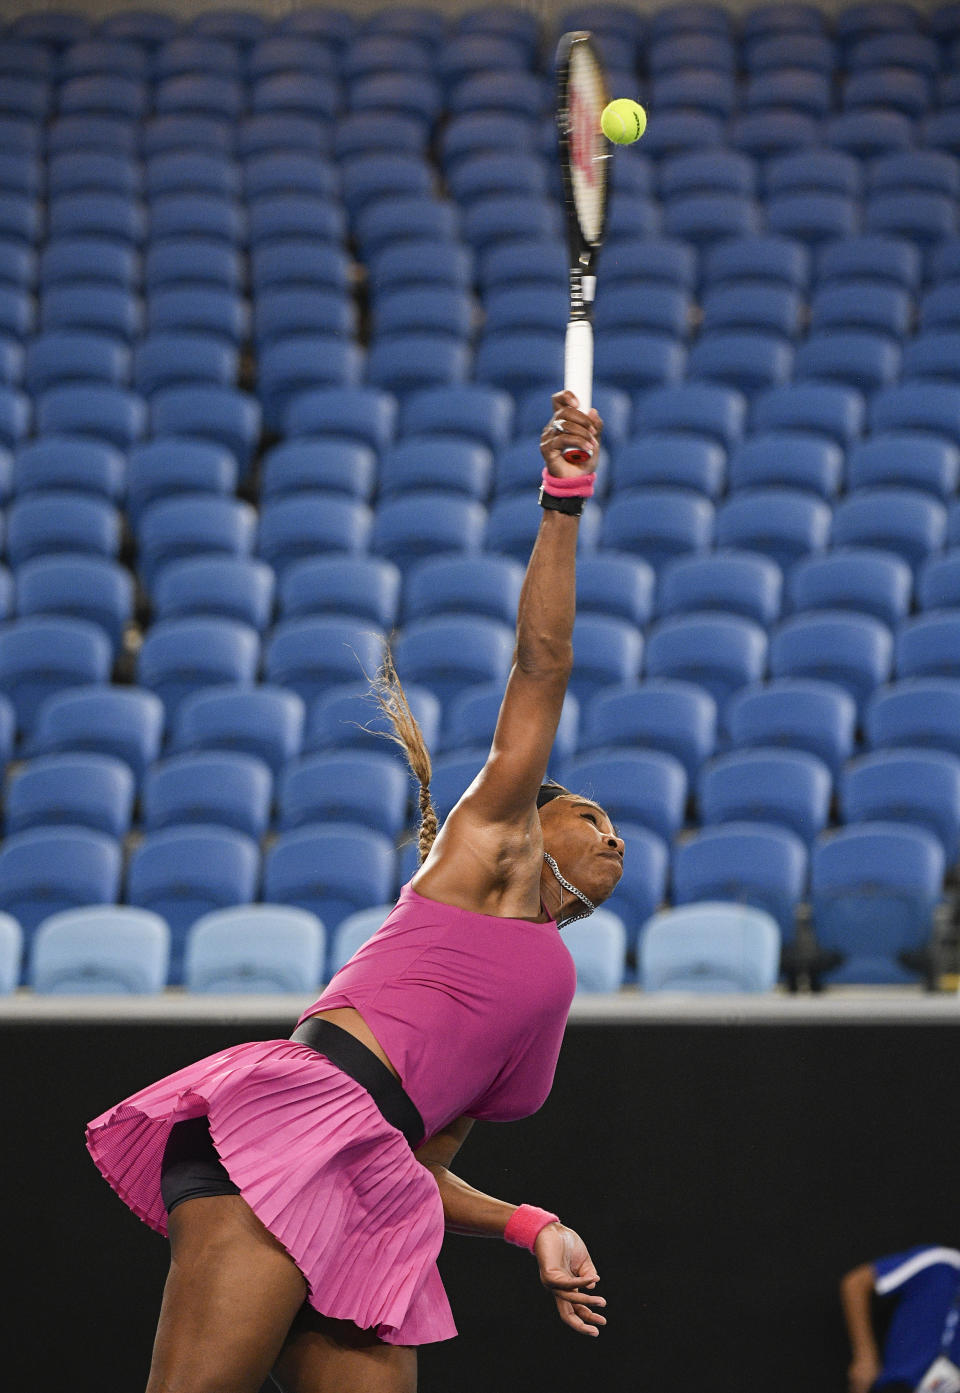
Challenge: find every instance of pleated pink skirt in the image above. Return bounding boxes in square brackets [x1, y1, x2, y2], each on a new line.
[85, 1038, 455, 1346]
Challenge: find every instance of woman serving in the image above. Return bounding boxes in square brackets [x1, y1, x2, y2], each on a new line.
[86, 390, 625, 1393]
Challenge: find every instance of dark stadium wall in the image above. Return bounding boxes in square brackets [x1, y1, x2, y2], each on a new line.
[10, 1019, 954, 1393]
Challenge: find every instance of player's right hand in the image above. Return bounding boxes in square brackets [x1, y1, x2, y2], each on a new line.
[534, 1221, 607, 1337]
[539, 390, 602, 479]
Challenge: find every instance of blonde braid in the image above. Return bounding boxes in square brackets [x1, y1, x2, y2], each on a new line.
[368, 649, 439, 865]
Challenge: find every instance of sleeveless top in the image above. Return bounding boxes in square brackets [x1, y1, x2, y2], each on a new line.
[299, 882, 577, 1140]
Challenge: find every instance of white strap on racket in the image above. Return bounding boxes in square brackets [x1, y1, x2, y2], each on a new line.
[563, 318, 593, 413]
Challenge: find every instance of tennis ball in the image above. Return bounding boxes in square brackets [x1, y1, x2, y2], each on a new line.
[601, 98, 647, 145]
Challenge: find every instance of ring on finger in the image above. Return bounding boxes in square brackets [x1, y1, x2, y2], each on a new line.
[552, 418, 566, 433]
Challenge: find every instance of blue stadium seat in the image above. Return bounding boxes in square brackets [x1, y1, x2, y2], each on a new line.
[150, 385, 261, 475]
[560, 908, 626, 993]
[280, 556, 400, 627]
[126, 440, 236, 526]
[5, 752, 134, 838]
[751, 382, 865, 446]
[771, 611, 894, 713]
[173, 685, 304, 776]
[153, 557, 276, 633]
[447, 151, 550, 206]
[372, 494, 486, 572]
[23, 333, 129, 398]
[848, 434, 959, 499]
[145, 151, 238, 200]
[632, 383, 746, 450]
[153, 35, 243, 80]
[137, 495, 256, 584]
[576, 553, 656, 627]
[0, 826, 121, 937]
[59, 74, 149, 122]
[191, 11, 267, 43]
[767, 192, 859, 244]
[658, 550, 783, 626]
[252, 287, 354, 346]
[662, 192, 761, 246]
[16, 555, 133, 653]
[649, 32, 734, 73]
[372, 285, 474, 338]
[144, 239, 241, 292]
[866, 677, 960, 758]
[905, 332, 960, 385]
[30, 906, 169, 994]
[440, 681, 577, 767]
[727, 433, 842, 499]
[153, 74, 244, 123]
[593, 331, 686, 392]
[47, 191, 144, 245]
[794, 331, 901, 395]
[593, 283, 691, 338]
[919, 551, 960, 610]
[344, 33, 433, 82]
[354, 197, 458, 259]
[848, 30, 939, 74]
[700, 283, 803, 338]
[562, 749, 688, 843]
[824, 110, 914, 159]
[743, 68, 831, 119]
[844, 67, 931, 120]
[36, 383, 146, 451]
[283, 387, 398, 453]
[278, 750, 409, 837]
[809, 282, 913, 339]
[715, 489, 831, 571]
[447, 70, 546, 121]
[599, 488, 714, 573]
[247, 194, 345, 248]
[924, 111, 960, 156]
[403, 555, 521, 625]
[29, 684, 161, 783]
[393, 615, 513, 708]
[597, 238, 697, 292]
[249, 241, 349, 297]
[334, 110, 428, 162]
[12, 436, 124, 500]
[727, 681, 853, 779]
[0, 616, 112, 734]
[0, 242, 36, 289]
[567, 615, 643, 707]
[0, 285, 35, 340]
[919, 286, 960, 336]
[0, 385, 30, 450]
[367, 336, 471, 396]
[264, 618, 385, 708]
[378, 439, 492, 503]
[141, 114, 233, 159]
[645, 612, 767, 712]
[727, 110, 820, 159]
[673, 821, 808, 941]
[368, 241, 472, 298]
[185, 904, 324, 994]
[790, 549, 912, 628]
[810, 822, 945, 985]
[238, 114, 333, 162]
[258, 338, 363, 432]
[133, 333, 239, 398]
[137, 618, 260, 724]
[897, 611, 960, 679]
[304, 681, 440, 759]
[817, 235, 920, 290]
[865, 191, 957, 246]
[639, 902, 782, 992]
[580, 680, 717, 782]
[698, 747, 832, 844]
[440, 112, 539, 169]
[147, 286, 248, 345]
[40, 280, 141, 341]
[868, 150, 959, 199]
[127, 825, 260, 983]
[704, 236, 810, 296]
[687, 333, 794, 396]
[870, 383, 960, 446]
[831, 489, 947, 573]
[142, 751, 272, 840]
[263, 826, 396, 936]
[842, 749, 960, 863]
[659, 149, 755, 199]
[341, 152, 433, 217]
[604, 192, 662, 242]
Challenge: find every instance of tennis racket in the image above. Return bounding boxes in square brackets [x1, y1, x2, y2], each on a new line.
[555, 30, 610, 464]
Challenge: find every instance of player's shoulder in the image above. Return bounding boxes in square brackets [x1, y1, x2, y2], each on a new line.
[874, 1245, 960, 1295]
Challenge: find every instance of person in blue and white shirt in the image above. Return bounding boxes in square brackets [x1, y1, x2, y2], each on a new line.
[841, 1245, 960, 1393]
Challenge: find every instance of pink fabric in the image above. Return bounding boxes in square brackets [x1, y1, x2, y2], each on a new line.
[541, 466, 596, 497]
[504, 1205, 560, 1251]
[303, 882, 577, 1139]
[86, 883, 576, 1346]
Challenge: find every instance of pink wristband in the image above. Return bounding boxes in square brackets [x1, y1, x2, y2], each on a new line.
[541, 467, 596, 498]
[504, 1204, 560, 1251]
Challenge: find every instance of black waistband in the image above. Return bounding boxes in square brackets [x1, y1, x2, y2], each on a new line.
[289, 1016, 425, 1150]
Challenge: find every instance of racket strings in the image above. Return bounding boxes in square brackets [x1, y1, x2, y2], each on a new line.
[567, 45, 608, 249]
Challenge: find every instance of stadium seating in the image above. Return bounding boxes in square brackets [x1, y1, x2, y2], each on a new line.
[639, 902, 781, 992]
[30, 906, 170, 994]
[184, 905, 325, 993]
[560, 909, 628, 993]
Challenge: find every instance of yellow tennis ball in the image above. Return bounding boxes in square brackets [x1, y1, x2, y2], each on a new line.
[601, 98, 647, 145]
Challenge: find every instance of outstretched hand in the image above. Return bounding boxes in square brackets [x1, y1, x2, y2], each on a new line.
[534, 1221, 607, 1337]
[539, 390, 603, 480]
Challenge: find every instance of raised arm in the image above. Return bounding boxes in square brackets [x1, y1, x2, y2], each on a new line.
[412, 391, 601, 914]
[840, 1262, 882, 1393]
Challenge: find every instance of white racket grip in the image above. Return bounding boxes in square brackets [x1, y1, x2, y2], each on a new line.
[563, 318, 593, 413]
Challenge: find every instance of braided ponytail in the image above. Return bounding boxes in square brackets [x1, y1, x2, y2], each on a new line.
[369, 649, 439, 865]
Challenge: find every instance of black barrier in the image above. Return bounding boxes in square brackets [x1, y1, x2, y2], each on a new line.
[7, 1018, 955, 1393]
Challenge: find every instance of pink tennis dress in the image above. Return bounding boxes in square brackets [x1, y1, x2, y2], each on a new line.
[85, 884, 576, 1345]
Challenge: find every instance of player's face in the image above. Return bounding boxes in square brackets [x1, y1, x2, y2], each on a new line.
[539, 795, 624, 906]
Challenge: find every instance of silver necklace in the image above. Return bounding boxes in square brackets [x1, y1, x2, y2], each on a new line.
[542, 851, 595, 926]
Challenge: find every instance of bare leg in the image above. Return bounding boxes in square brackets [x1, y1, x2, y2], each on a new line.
[273, 1308, 417, 1393]
[146, 1195, 308, 1393]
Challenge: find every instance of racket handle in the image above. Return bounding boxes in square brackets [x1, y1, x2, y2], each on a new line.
[563, 319, 593, 464]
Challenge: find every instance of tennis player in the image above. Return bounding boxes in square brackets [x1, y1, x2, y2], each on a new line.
[86, 390, 623, 1393]
[841, 1245, 960, 1392]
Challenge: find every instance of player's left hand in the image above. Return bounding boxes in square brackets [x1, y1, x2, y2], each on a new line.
[534, 1221, 607, 1337]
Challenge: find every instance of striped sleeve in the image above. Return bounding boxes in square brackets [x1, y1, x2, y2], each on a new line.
[874, 1246, 960, 1296]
